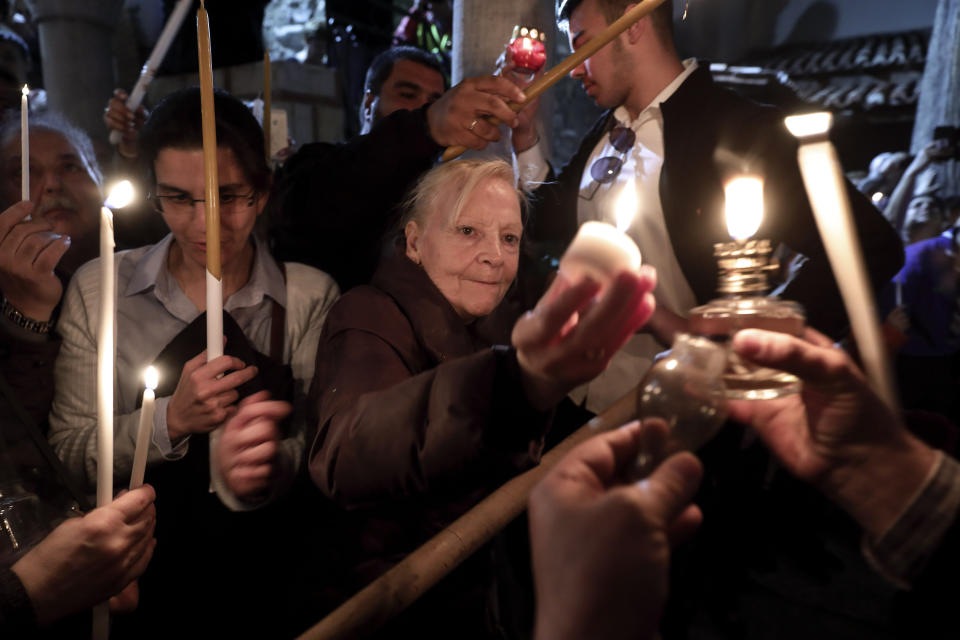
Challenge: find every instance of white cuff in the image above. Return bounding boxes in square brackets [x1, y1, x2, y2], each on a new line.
[514, 139, 550, 187]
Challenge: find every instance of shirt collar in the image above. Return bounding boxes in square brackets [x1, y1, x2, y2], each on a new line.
[124, 234, 286, 310]
[613, 58, 698, 128]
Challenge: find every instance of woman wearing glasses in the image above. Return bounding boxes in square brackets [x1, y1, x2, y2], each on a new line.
[46, 88, 339, 636]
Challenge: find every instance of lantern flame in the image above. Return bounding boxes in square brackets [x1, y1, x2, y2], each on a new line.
[724, 175, 764, 241]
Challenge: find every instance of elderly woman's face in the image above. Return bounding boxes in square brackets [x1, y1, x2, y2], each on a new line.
[405, 177, 522, 319]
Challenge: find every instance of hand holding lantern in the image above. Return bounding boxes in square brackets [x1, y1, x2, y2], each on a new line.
[688, 175, 806, 399]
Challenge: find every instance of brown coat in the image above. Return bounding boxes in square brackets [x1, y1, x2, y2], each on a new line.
[306, 250, 549, 636]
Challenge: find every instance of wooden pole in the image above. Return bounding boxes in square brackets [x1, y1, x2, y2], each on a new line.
[298, 387, 640, 640]
[441, 0, 668, 162]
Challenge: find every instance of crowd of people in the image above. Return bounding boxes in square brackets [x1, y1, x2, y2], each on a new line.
[0, 0, 958, 638]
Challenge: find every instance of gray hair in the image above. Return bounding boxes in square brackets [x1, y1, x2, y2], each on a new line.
[0, 110, 102, 187]
[401, 158, 528, 233]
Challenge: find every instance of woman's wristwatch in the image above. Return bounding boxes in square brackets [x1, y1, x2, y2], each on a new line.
[0, 296, 53, 334]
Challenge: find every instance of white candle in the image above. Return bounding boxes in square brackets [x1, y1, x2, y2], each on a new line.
[559, 183, 642, 286]
[20, 85, 28, 202]
[93, 181, 134, 640]
[109, 0, 192, 146]
[129, 366, 159, 490]
[96, 202, 115, 511]
[785, 112, 898, 409]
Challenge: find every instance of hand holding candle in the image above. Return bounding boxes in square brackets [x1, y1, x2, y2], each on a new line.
[93, 180, 134, 640]
[130, 366, 159, 490]
[109, 0, 192, 146]
[559, 183, 642, 288]
[442, 0, 668, 162]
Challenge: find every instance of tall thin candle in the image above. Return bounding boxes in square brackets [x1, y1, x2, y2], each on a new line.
[92, 180, 133, 640]
[785, 112, 898, 409]
[109, 0, 192, 146]
[20, 85, 28, 201]
[197, 0, 223, 361]
[264, 51, 272, 163]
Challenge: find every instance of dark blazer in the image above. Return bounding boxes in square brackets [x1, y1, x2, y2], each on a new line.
[268, 106, 442, 291]
[526, 65, 904, 338]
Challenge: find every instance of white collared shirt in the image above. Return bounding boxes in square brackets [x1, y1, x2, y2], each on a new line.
[518, 59, 702, 412]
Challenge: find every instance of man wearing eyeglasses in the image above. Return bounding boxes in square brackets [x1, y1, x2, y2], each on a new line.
[517, 0, 903, 412]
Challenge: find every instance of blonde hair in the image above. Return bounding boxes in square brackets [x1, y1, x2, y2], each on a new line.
[401, 158, 528, 233]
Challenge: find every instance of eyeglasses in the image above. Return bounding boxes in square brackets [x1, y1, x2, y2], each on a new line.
[581, 125, 636, 201]
[149, 189, 257, 216]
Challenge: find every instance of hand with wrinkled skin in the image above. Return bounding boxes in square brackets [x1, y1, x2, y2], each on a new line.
[426, 75, 526, 150]
[0, 201, 71, 323]
[166, 348, 258, 442]
[216, 390, 291, 500]
[530, 420, 703, 640]
[513, 267, 657, 411]
[11, 486, 157, 627]
[727, 328, 938, 538]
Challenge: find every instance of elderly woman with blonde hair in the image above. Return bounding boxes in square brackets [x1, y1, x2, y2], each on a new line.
[307, 157, 657, 638]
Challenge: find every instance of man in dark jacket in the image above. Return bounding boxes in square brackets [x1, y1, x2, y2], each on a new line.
[515, 0, 903, 412]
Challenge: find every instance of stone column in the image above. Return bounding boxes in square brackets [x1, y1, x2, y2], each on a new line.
[911, 0, 960, 197]
[26, 0, 125, 146]
[451, 0, 557, 162]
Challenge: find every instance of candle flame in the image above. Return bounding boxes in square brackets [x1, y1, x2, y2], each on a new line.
[105, 180, 134, 209]
[724, 175, 764, 241]
[785, 112, 833, 140]
[615, 182, 637, 233]
[144, 366, 159, 391]
[21, 84, 28, 97]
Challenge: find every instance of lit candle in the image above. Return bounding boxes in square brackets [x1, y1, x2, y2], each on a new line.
[96, 182, 134, 504]
[197, 0, 223, 362]
[559, 183, 642, 286]
[109, 0, 192, 146]
[92, 180, 133, 640]
[263, 51, 271, 163]
[20, 85, 27, 202]
[129, 366, 159, 490]
[785, 112, 897, 408]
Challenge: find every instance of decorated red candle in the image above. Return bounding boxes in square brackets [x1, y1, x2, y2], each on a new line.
[508, 26, 546, 74]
